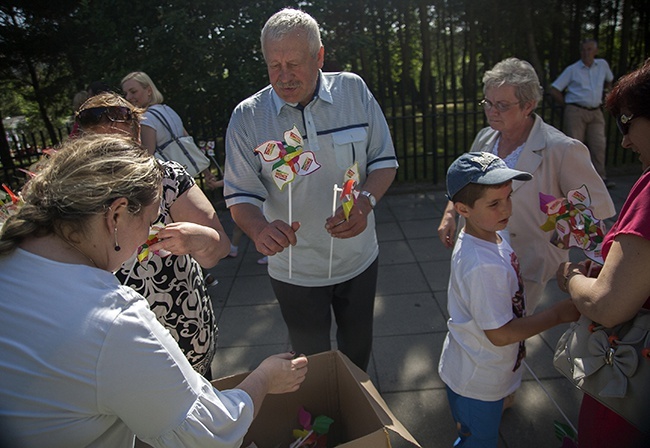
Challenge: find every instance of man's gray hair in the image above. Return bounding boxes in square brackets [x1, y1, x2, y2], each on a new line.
[482, 58, 543, 107]
[261, 8, 322, 59]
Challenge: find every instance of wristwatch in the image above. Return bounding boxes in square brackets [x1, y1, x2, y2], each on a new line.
[360, 190, 377, 208]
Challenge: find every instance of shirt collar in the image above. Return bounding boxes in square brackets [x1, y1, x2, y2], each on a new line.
[270, 71, 332, 115]
[579, 59, 599, 69]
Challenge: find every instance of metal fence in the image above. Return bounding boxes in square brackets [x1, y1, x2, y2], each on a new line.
[1, 95, 637, 191]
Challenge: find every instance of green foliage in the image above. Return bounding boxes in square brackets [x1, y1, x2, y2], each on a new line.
[0, 0, 648, 152]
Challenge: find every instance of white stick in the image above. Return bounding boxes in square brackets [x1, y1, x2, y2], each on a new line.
[289, 430, 313, 448]
[122, 256, 138, 285]
[523, 360, 578, 435]
[329, 184, 340, 279]
[289, 182, 292, 279]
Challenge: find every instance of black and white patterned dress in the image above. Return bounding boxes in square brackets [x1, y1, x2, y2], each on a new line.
[115, 160, 217, 377]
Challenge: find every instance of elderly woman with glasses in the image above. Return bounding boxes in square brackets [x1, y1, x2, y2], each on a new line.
[556, 59, 650, 447]
[75, 93, 230, 380]
[438, 58, 615, 313]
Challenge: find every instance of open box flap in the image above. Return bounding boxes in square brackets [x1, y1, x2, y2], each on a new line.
[334, 351, 422, 447]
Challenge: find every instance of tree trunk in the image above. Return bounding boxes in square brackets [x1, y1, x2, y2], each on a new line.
[0, 114, 15, 170]
[521, 0, 544, 82]
[462, 0, 477, 100]
[617, 0, 632, 77]
[418, 1, 431, 114]
[26, 58, 58, 146]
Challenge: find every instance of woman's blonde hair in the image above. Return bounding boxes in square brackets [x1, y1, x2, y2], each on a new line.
[76, 92, 144, 138]
[0, 134, 163, 256]
[120, 71, 164, 105]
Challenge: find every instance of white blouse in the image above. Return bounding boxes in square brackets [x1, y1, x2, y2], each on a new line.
[0, 248, 253, 448]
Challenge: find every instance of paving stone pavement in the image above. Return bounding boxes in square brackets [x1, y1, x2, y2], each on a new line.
[204, 173, 639, 448]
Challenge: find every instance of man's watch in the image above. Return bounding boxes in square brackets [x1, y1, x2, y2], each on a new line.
[361, 190, 377, 208]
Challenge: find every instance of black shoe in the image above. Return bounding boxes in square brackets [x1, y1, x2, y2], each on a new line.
[204, 273, 219, 287]
[604, 179, 616, 189]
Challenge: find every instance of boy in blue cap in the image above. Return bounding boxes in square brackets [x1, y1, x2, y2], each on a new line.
[438, 152, 580, 447]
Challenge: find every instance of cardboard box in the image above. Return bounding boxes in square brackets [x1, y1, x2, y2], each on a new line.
[212, 350, 421, 448]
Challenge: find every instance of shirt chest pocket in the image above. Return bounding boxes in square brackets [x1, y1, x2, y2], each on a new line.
[331, 127, 368, 169]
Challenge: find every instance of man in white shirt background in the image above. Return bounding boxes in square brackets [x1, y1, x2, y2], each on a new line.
[550, 38, 615, 188]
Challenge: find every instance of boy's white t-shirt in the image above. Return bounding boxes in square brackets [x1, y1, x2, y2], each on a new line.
[438, 230, 525, 401]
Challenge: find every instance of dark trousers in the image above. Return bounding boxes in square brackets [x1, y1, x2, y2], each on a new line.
[270, 257, 379, 371]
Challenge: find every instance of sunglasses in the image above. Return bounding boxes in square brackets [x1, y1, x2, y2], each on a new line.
[76, 106, 133, 125]
[479, 98, 520, 113]
[616, 113, 634, 135]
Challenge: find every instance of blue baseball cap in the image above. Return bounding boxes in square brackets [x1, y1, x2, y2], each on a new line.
[446, 152, 532, 200]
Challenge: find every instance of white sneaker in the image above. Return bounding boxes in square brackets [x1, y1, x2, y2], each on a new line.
[204, 273, 219, 287]
[228, 244, 238, 258]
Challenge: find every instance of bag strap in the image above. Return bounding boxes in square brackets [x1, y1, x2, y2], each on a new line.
[147, 107, 203, 174]
[148, 107, 179, 151]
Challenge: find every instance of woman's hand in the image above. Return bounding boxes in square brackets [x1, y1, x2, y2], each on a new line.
[438, 201, 457, 248]
[255, 353, 309, 395]
[556, 262, 587, 293]
[149, 222, 219, 257]
[236, 352, 308, 418]
[168, 185, 230, 266]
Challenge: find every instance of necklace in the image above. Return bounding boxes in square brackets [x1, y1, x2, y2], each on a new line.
[62, 238, 98, 268]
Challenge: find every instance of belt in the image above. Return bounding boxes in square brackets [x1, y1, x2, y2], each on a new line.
[567, 103, 601, 111]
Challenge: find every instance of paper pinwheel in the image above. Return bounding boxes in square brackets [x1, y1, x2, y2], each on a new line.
[253, 125, 322, 279]
[339, 179, 357, 221]
[290, 406, 333, 448]
[339, 161, 360, 221]
[254, 125, 321, 191]
[0, 184, 24, 227]
[137, 223, 169, 263]
[329, 162, 362, 278]
[539, 184, 606, 264]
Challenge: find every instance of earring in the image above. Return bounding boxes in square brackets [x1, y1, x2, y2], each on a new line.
[114, 228, 121, 252]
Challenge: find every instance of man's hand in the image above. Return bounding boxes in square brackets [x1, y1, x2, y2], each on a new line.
[231, 203, 300, 257]
[324, 195, 372, 239]
[254, 220, 301, 256]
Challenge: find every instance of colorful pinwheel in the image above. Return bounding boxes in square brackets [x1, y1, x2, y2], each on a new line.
[254, 125, 321, 279]
[339, 179, 357, 221]
[329, 163, 361, 278]
[137, 223, 169, 263]
[339, 161, 360, 221]
[254, 125, 321, 191]
[539, 184, 606, 264]
[290, 406, 333, 448]
[0, 184, 24, 228]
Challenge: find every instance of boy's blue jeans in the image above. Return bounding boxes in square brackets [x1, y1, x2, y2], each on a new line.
[445, 386, 504, 447]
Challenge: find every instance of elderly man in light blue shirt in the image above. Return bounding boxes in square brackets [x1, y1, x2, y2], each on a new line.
[224, 8, 397, 371]
[550, 39, 615, 187]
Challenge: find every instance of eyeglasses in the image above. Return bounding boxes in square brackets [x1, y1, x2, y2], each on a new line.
[479, 98, 520, 113]
[616, 113, 634, 135]
[76, 106, 133, 125]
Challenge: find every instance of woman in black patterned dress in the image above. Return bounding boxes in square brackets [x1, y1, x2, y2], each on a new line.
[75, 93, 230, 378]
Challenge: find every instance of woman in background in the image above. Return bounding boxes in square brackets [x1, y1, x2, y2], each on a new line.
[76, 92, 228, 378]
[120, 72, 218, 186]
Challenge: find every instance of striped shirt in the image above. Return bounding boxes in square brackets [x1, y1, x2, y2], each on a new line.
[224, 71, 398, 286]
